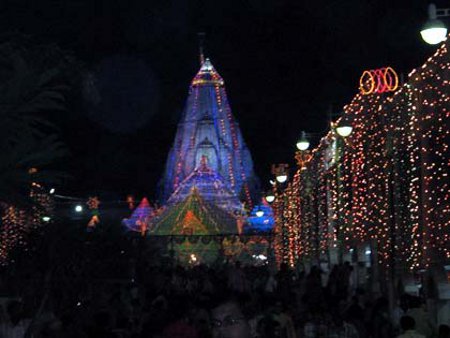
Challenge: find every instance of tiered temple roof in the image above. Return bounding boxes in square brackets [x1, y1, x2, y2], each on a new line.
[159, 58, 259, 208]
[152, 188, 238, 235]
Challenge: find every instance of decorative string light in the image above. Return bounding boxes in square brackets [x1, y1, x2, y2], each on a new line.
[273, 35, 450, 272]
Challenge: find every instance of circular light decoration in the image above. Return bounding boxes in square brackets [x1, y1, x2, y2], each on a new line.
[75, 205, 83, 213]
[359, 67, 399, 95]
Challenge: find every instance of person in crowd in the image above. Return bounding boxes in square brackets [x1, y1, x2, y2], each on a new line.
[85, 311, 118, 338]
[271, 301, 297, 338]
[397, 316, 426, 338]
[161, 299, 199, 338]
[370, 297, 395, 338]
[406, 296, 435, 338]
[438, 325, 450, 338]
[227, 262, 248, 294]
[257, 315, 283, 338]
[0, 300, 32, 338]
[210, 296, 252, 338]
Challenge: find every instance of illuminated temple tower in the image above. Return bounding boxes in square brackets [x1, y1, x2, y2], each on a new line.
[159, 58, 259, 210]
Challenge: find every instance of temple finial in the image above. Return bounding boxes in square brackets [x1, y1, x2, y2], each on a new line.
[198, 32, 205, 65]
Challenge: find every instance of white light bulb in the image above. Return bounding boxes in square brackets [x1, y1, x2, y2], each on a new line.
[296, 140, 310, 151]
[276, 175, 287, 183]
[421, 26, 447, 45]
[256, 210, 264, 217]
[336, 126, 353, 137]
[265, 195, 275, 203]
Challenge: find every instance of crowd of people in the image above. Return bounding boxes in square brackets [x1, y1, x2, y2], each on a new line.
[0, 261, 448, 338]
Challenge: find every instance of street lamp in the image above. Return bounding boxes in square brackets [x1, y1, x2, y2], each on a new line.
[296, 131, 310, 151]
[421, 3, 449, 45]
[265, 191, 275, 203]
[336, 124, 353, 138]
[331, 119, 353, 264]
[276, 174, 288, 183]
[272, 164, 289, 184]
[256, 206, 264, 217]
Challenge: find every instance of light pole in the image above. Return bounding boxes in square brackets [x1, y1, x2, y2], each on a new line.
[294, 132, 315, 266]
[332, 119, 352, 264]
[421, 3, 449, 45]
[295, 131, 312, 171]
[265, 190, 275, 203]
[271, 164, 289, 266]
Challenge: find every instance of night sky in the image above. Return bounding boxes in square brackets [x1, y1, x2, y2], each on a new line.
[0, 0, 442, 200]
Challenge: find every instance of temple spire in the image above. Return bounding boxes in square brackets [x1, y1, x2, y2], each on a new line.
[198, 32, 205, 65]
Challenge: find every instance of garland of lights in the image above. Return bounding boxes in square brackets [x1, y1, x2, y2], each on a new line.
[274, 36, 450, 273]
[0, 183, 52, 265]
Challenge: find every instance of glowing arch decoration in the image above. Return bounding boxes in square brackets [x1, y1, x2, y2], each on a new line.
[359, 67, 399, 95]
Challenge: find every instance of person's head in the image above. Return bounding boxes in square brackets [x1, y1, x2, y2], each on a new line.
[273, 301, 283, 315]
[400, 316, 416, 331]
[6, 300, 23, 324]
[439, 324, 450, 338]
[258, 315, 282, 338]
[210, 299, 251, 338]
[409, 296, 423, 309]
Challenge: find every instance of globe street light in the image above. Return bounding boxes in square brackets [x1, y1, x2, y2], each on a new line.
[421, 3, 449, 45]
[75, 205, 83, 213]
[265, 192, 275, 203]
[276, 174, 288, 183]
[336, 125, 353, 138]
[272, 163, 289, 184]
[256, 206, 265, 217]
[335, 116, 353, 138]
[296, 131, 310, 151]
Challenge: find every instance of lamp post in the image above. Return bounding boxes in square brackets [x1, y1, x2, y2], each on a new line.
[294, 133, 315, 267]
[265, 191, 275, 203]
[421, 3, 449, 45]
[295, 132, 313, 171]
[332, 120, 352, 264]
[271, 164, 289, 266]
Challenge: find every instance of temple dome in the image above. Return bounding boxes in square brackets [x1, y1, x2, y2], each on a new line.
[191, 58, 224, 87]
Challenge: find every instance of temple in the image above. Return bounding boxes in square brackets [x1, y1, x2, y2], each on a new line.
[123, 54, 273, 264]
[159, 58, 259, 209]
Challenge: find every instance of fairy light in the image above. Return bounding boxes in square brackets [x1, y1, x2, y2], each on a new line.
[273, 35, 450, 273]
[0, 181, 53, 265]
